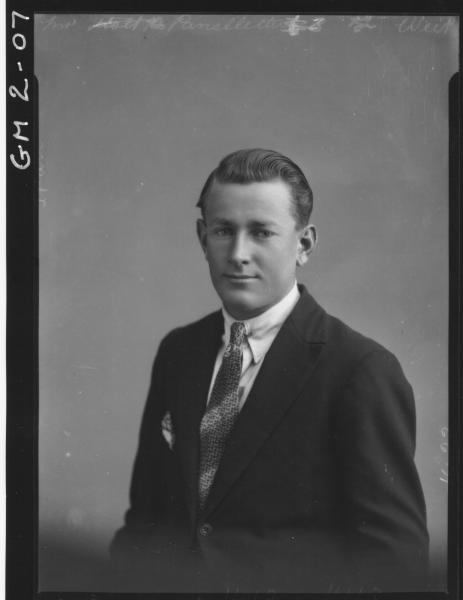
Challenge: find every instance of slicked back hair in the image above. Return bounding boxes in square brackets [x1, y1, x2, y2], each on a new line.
[197, 149, 313, 229]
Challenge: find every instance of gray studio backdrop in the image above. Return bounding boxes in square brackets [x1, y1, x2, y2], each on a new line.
[36, 14, 458, 591]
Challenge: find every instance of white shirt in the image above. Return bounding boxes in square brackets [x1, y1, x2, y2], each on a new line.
[207, 282, 300, 410]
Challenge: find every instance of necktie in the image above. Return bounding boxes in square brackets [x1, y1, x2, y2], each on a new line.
[198, 321, 247, 510]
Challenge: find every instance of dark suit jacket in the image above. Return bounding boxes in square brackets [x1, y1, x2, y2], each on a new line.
[111, 286, 429, 592]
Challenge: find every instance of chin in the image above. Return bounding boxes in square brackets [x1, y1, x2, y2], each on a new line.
[222, 295, 265, 320]
[214, 282, 270, 319]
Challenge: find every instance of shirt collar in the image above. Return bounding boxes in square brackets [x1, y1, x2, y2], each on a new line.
[222, 282, 300, 364]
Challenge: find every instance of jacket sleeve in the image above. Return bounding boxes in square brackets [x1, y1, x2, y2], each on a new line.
[333, 349, 429, 591]
[110, 333, 171, 560]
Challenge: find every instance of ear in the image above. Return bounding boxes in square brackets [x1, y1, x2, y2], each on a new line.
[296, 224, 317, 266]
[196, 219, 209, 259]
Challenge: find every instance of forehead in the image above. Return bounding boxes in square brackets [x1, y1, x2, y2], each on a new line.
[205, 179, 295, 223]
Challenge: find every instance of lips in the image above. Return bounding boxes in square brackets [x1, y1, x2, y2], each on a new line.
[223, 274, 256, 280]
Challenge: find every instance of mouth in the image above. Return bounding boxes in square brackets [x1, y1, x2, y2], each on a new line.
[223, 274, 257, 281]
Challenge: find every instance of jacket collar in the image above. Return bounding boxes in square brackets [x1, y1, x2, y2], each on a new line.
[176, 285, 327, 527]
[202, 285, 327, 518]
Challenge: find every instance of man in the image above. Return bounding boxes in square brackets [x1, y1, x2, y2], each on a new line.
[111, 149, 429, 592]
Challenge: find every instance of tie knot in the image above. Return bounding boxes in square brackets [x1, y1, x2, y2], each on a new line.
[229, 321, 246, 348]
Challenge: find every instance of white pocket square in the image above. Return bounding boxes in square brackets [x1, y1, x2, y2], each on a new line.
[161, 411, 175, 450]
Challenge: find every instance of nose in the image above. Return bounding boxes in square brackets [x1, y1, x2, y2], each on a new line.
[228, 232, 250, 266]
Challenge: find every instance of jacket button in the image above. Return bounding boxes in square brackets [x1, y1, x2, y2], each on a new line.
[199, 523, 213, 537]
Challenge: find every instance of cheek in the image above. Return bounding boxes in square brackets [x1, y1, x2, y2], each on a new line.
[206, 246, 226, 270]
[260, 243, 291, 265]
[263, 246, 297, 275]
[205, 241, 221, 258]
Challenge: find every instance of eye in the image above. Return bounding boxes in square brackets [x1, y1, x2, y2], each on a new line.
[212, 227, 233, 237]
[252, 229, 275, 239]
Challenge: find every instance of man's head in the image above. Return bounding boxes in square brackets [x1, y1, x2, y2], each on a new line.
[197, 149, 317, 320]
[197, 148, 313, 229]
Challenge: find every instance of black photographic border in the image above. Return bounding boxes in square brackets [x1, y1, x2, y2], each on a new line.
[5, 2, 462, 599]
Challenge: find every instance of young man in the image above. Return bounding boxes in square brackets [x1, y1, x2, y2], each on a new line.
[111, 149, 429, 592]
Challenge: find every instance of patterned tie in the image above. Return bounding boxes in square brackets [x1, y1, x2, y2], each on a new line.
[198, 321, 247, 510]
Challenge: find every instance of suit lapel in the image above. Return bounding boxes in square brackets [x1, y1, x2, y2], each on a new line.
[175, 311, 223, 528]
[203, 288, 327, 518]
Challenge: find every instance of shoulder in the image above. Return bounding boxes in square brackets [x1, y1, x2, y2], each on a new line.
[325, 312, 388, 361]
[158, 310, 222, 353]
[295, 290, 409, 388]
[295, 288, 394, 367]
[308, 311, 417, 447]
[326, 313, 411, 386]
[319, 313, 415, 428]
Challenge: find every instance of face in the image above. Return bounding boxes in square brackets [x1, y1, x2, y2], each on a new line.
[197, 179, 316, 320]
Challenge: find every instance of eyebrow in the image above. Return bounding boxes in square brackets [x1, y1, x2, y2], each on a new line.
[208, 218, 233, 226]
[208, 218, 279, 228]
[248, 220, 279, 228]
